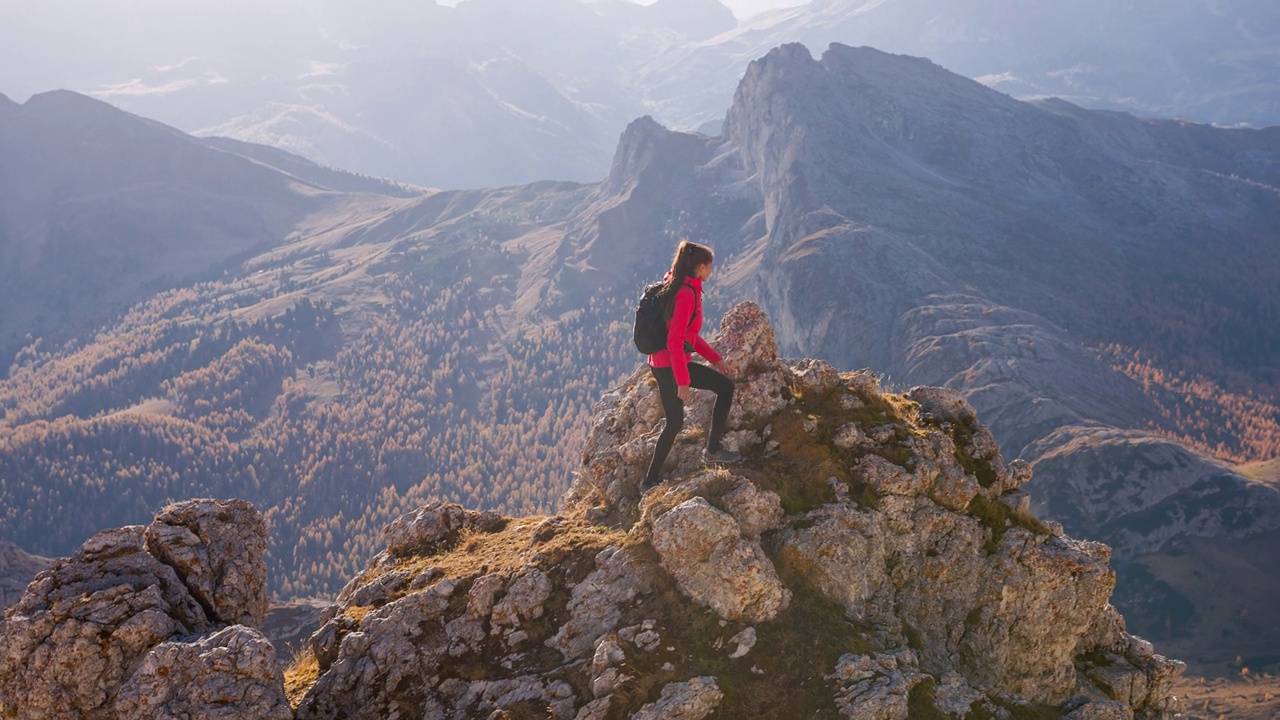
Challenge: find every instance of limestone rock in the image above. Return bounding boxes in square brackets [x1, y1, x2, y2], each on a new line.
[932, 673, 984, 716]
[0, 527, 209, 719]
[790, 357, 843, 395]
[906, 386, 977, 424]
[631, 676, 723, 720]
[591, 637, 628, 697]
[857, 454, 931, 497]
[833, 422, 871, 450]
[296, 585, 456, 719]
[310, 612, 359, 671]
[0, 500, 278, 720]
[490, 567, 553, 629]
[777, 504, 890, 623]
[830, 651, 923, 720]
[113, 625, 292, 720]
[548, 546, 654, 660]
[727, 626, 757, 659]
[146, 498, 270, 627]
[650, 497, 790, 623]
[717, 478, 784, 539]
[381, 502, 504, 557]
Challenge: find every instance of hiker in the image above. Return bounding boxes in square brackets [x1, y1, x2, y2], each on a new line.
[643, 240, 740, 488]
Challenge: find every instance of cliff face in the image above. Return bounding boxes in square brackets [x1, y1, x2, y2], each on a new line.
[707, 44, 1280, 666]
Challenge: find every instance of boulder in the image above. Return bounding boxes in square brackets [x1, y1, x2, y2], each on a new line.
[0, 499, 277, 720]
[650, 497, 790, 623]
[631, 676, 723, 720]
[113, 625, 292, 720]
[146, 498, 269, 626]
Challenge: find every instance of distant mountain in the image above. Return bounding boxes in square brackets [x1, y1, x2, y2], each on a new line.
[3, 0, 1276, 189]
[0, 90, 422, 374]
[654, 0, 1280, 131]
[0, 541, 47, 611]
[2, 43, 1278, 672]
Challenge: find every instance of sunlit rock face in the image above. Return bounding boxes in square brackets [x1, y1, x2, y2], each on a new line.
[0, 499, 287, 720]
[293, 303, 1184, 719]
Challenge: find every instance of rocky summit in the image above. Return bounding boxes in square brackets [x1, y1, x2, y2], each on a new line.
[1, 304, 1186, 718]
[0, 498, 290, 720]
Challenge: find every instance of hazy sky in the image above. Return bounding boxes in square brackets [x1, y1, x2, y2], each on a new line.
[637, 0, 810, 19]
[432, 0, 811, 20]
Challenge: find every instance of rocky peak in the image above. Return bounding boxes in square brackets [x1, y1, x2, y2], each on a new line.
[287, 302, 1184, 719]
[0, 499, 290, 720]
[602, 115, 714, 197]
[722, 42, 1049, 237]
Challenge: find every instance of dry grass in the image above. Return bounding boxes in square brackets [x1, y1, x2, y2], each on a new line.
[1237, 458, 1280, 486]
[388, 515, 626, 585]
[283, 645, 320, 708]
[1173, 672, 1280, 720]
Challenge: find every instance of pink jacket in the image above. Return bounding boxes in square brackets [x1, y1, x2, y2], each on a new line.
[647, 275, 722, 386]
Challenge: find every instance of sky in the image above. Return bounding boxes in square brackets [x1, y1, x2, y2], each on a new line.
[642, 0, 810, 19]
[432, 0, 812, 20]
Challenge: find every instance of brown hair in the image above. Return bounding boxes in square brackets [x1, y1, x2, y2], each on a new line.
[661, 240, 714, 320]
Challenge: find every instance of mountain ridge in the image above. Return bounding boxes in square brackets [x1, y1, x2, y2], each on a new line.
[0, 41, 1277, 674]
[7, 0, 1278, 188]
[0, 305, 1189, 718]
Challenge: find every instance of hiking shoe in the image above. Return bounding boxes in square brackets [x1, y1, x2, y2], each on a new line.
[703, 447, 742, 464]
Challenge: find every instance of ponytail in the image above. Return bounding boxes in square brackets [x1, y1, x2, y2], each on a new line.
[660, 240, 714, 320]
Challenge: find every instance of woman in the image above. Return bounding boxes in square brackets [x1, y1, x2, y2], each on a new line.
[643, 240, 740, 488]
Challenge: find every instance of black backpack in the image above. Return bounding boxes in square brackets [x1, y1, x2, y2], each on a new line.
[633, 280, 695, 354]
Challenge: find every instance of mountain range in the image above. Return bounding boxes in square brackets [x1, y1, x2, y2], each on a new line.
[3, 0, 1278, 189]
[1, 42, 1278, 674]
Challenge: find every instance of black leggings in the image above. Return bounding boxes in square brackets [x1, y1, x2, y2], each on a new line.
[644, 363, 735, 483]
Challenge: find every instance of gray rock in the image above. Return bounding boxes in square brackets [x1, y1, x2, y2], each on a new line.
[1063, 700, 1135, 720]
[631, 676, 723, 720]
[718, 478, 784, 540]
[906, 386, 976, 424]
[650, 497, 790, 623]
[145, 498, 270, 627]
[790, 357, 843, 395]
[113, 625, 292, 720]
[381, 502, 504, 557]
[547, 546, 654, 661]
[830, 651, 923, 720]
[727, 627, 757, 659]
[0, 500, 279, 720]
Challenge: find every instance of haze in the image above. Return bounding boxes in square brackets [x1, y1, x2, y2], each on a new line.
[0, 0, 806, 102]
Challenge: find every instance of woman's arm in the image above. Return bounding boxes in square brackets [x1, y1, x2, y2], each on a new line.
[693, 336, 722, 365]
[666, 286, 695, 387]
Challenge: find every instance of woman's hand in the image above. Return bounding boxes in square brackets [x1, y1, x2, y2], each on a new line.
[678, 386, 690, 403]
[713, 360, 733, 380]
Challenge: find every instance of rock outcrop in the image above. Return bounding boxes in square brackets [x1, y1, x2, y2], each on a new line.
[289, 302, 1186, 719]
[0, 498, 289, 720]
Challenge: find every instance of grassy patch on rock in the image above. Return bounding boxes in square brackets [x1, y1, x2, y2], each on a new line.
[966, 494, 1051, 554]
[739, 382, 927, 516]
[283, 646, 320, 708]
[607, 536, 881, 719]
